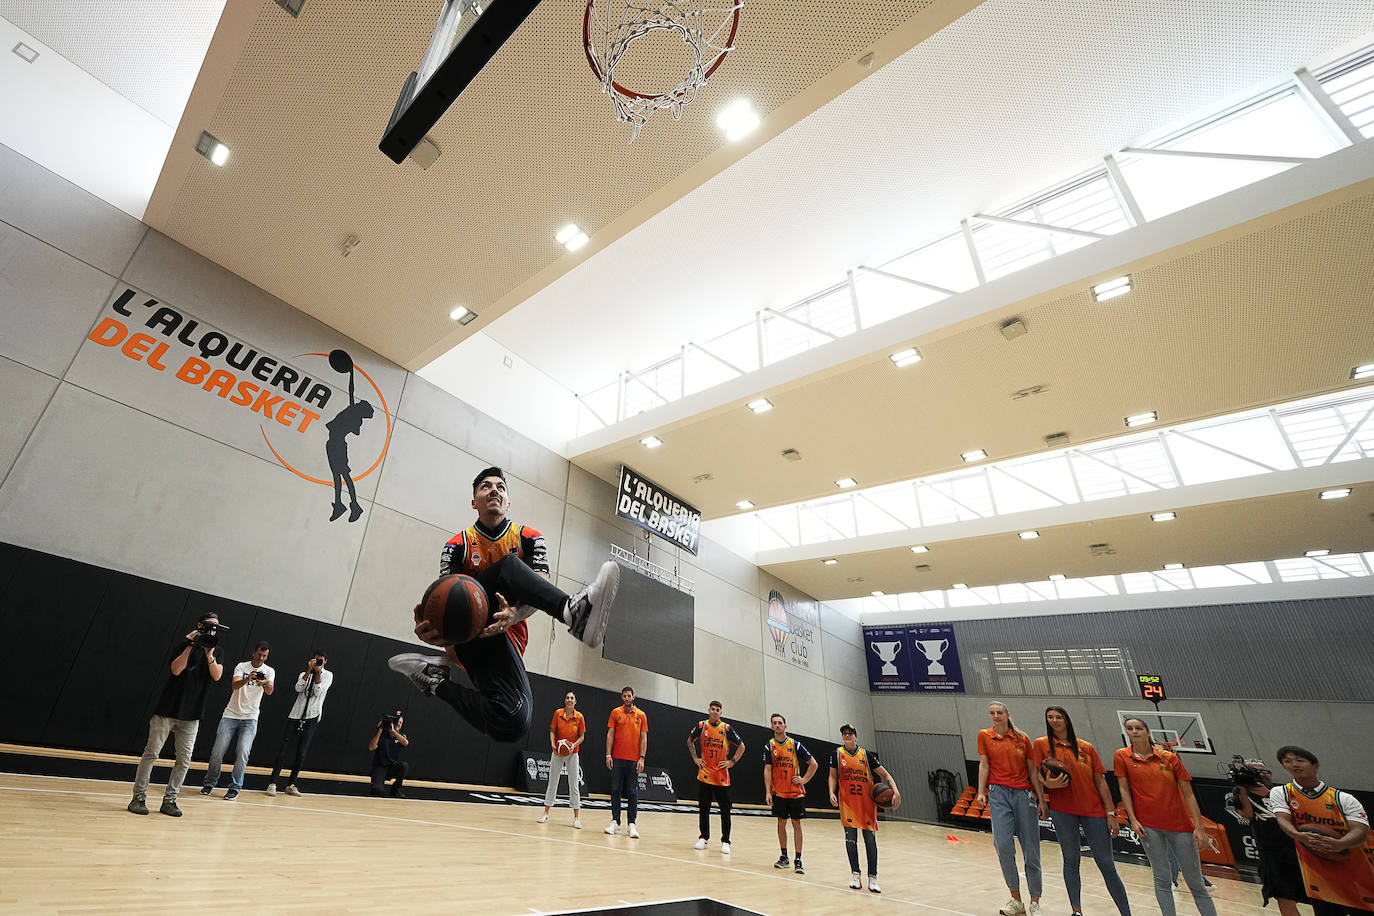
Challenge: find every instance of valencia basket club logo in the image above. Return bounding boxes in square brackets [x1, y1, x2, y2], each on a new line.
[766, 589, 790, 653]
[88, 288, 393, 524]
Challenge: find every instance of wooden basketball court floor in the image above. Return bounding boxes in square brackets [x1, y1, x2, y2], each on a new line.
[0, 771, 1280, 915]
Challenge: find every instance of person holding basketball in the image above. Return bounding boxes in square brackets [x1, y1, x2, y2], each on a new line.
[977, 702, 1046, 916]
[827, 724, 900, 894]
[688, 700, 745, 855]
[388, 467, 620, 742]
[764, 713, 818, 874]
[1269, 745, 1374, 915]
[1115, 716, 1217, 916]
[539, 691, 585, 828]
[1032, 706, 1131, 916]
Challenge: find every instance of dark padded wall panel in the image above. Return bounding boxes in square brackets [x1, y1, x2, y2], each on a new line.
[0, 541, 837, 802]
[600, 567, 694, 682]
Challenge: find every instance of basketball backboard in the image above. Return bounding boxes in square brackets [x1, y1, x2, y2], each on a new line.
[1117, 709, 1213, 754]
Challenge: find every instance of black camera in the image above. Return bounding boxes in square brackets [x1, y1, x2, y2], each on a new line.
[251, 670, 267, 681]
[379, 712, 401, 732]
[191, 619, 228, 649]
[1227, 755, 1269, 789]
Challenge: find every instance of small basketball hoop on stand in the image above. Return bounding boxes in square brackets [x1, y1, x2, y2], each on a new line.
[584, 0, 742, 141]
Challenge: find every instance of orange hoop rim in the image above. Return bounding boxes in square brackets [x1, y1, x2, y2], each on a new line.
[583, 0, 741, 102]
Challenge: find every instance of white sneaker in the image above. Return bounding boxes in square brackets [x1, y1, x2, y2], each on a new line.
[537, 813, 550, 824]
[1027, 903, 1041, 916]
[567, 561, 620, 648]
[1000, 900, 1027, 916]
[720, 842, 731, 855]
[868, 878, 882, 895]
[573, 818, 582, 829]
[605, 821, 619, 835]
[388, 652, 450, 696]
[693, 838, 708, 850]
[264, 783, 277, 797]
[627, 823, 640, 839]
[849, 873, 863, 890]
[285, 784, 302, 797]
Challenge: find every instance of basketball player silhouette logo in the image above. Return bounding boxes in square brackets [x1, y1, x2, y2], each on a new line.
[325, 349, 373, 522]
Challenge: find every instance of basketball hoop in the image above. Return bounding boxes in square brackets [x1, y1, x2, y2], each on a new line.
[584, 0, 742, 141]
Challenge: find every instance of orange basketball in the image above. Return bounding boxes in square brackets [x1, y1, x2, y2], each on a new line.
[1298, 823, 1351, 861]
[417, 574, 489, 646]
[872, 782, 896, 809]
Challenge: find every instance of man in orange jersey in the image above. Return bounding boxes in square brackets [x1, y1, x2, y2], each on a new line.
[689, 700, 746, 854]
[764, 712, 819, 874]
[1270, 745, 1374, 915]
[606, 686, 648, 838]
[540, 691, 586, 828]
[389, 467, 619, 742]
[829, 724, 901, 894]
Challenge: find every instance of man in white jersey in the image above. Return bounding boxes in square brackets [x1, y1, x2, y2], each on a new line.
[201, 641, 274, 800]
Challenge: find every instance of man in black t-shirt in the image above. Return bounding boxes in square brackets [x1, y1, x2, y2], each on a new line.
[128, 612, 224, 817]
[368, 710, 410, 797]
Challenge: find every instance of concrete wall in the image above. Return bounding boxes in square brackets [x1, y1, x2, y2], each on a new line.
[0, 141, 871, 740]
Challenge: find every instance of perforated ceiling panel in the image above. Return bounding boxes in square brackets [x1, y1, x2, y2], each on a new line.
[482, 0, 1374, 392]
[0, 0, 226, 125]
[572, 190, 1374, 519]
[153, 0, 940, 367]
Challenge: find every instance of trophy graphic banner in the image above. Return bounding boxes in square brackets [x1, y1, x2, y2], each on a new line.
[863, 623, 964, 693]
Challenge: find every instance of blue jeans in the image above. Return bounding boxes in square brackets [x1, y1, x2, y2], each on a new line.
[1049, 810, 1131, 915]
[609, 758, 639, 825]
[1139, 826, 1218, 916]
[203, 717, 258, 791]
[989, 783, 1042, 897]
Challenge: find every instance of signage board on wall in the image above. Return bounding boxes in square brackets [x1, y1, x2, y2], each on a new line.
[615, 466, 701, 554]
[766, 589, 820, 671]
[863, 623, 964, 693]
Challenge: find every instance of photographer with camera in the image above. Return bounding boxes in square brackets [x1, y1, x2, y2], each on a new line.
[264, 650, 332, 798]
[200, 641, 274, 800]
[1224, 757, 1301, 916]
[368, 710, 410, 797]
[128, 612, 225, 817]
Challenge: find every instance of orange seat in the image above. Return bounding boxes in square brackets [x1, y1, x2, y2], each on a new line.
[979, 809, 992, 819]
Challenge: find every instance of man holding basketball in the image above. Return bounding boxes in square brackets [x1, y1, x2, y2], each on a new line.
[388, 467, 620, 742]
[828, 724, 900, 894]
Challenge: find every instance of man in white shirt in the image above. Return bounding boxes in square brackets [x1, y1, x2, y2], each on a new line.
[200, 641, 274, 800]
[265, 650, 333, 798]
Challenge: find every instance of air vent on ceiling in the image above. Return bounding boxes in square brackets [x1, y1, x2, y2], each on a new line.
[1012, 384, 1049, 400]
[1089, 543, 1115, 556]
[914, 564, 931, 571]
[1000, 318, 1027, 340]
[1044, 432, 1070, 448]
[275, 0, 305, 16]
[781, 448, 802, 462]
[847, 576, 864, 583]
[691, 473, 713, 483]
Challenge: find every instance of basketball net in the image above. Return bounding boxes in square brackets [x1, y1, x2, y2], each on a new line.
[584, 0, 742, 141]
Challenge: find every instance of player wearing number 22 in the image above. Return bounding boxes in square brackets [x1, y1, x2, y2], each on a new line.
[540, 691, 586, 827]
[828, 724, 901, 894]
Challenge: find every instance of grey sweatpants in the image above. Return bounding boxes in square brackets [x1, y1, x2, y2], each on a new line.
[544, 752, 581, 809]
[132, 715, 200, 801]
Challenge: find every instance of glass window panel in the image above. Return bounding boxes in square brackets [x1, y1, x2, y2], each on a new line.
[1317, 49, 1374, 139]
[880, 233, 980, 294]
[853, 269, 948, 328]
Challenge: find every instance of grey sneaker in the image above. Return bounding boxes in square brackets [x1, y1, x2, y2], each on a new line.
[159, 798, 182, 817]
[567, 561, 620, 649]
[285, 784, 303, 797]
[265, 783, 278, 797]
[128, 795, 149, 815]
[389, 652, 450, 696]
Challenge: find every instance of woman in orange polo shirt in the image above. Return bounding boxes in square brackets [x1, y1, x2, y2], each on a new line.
[1032, 707, 1130, 916]
[1114, 717, 1217, 916]
[977, 702, 1046, 916]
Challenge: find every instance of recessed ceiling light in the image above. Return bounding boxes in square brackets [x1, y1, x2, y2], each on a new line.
[11, 42, 39, 64]
[1125, 411, 1157, 428]
[448, 305, 478, 325]
[1018, 531, 1039, 540]
[1092, 275, 1132, 302]
[822, 558, 839, 566]
[910, 545, 929, 554]
[746, 398, 774, 414]
[1162, 563, 1184, 570]
[1048, 574, 1066, 581]
[1151, 511, 1176, 522]
[961, 449, 988, 462]
[1351, 363, 1374, 380]
[564, 231, 589, 251]
[716, 98, 760, 141]
[195, 130, 230, 167]
[1320, 488, 1352, 500]
[640, 435, 663, 449]
[1305, 549, 1329, 557]
[735, 499, 755, 510]
[555, 223, 580, 244]
[889, 347, 922, 368]
[835, 477, 857, 489]
[871, 590, 885, 597]
[952, 583, 968, 589]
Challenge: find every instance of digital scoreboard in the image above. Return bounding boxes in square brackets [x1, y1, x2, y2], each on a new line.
[1138, 674, 1166, 704]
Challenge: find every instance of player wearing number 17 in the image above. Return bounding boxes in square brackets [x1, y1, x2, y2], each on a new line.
[828, 724, 901, 894]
